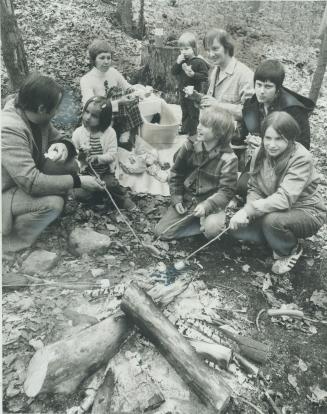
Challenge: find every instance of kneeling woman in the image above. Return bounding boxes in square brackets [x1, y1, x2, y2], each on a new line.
[230, 111, 326, 275]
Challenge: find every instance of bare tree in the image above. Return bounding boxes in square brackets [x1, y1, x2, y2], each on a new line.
[309, 1, 327, 104]
[1, 0, 29, 91]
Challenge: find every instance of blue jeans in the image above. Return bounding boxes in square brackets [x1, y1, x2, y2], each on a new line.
[155, 205, 226, 240]
[2, 159, 78, 253]
[230, 209, 325, 256]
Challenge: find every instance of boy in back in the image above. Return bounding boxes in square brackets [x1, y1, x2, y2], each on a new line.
[171, 32, 209, 138]
[155, 106, 238, 240]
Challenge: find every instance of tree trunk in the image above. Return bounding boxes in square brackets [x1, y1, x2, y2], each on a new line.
[140, 45, 180, 92]
[0, 0, 29, 91]
[121, 282, 231, 413]
[24, 314, 131, 397]
[116, 0, 145, 39]
[309, 32, 327, 104]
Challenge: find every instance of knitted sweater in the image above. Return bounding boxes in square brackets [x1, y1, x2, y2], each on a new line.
[72, 125, 118, 173]
[80, 67, 131, 104]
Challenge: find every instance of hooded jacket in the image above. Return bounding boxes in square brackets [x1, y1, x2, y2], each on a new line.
[241, 87, 315, 149]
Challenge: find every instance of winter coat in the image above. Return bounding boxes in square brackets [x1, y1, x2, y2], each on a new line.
[241, 87, 315, 149]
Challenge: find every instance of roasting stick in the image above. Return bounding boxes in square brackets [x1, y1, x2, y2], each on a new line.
[88, 162, 161, 257]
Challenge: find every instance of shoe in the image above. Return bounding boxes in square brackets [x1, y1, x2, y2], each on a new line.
[271, 245, 303, 275]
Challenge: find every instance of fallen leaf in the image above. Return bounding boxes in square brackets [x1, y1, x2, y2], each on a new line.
[308, 385, 327, 404]
[298, 359, 308, 372]
[288, 374, 300, 394]
[310, 290, 327, 309]
[242, 264, 250, 273]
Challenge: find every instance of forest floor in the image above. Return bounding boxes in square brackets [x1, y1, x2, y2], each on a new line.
[2, 1, 327, 413]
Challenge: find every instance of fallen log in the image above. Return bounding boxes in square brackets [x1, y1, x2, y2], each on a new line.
[24, 314, 131, 397]
[107, 351, 165, 413]
[91, 368, 115, 414]
[188, 339, 232, 370]
[217, 325, 269, 364]
[121, 282, 231, 413]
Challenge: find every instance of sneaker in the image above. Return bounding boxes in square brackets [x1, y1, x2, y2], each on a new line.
[271, 245, 303, 275]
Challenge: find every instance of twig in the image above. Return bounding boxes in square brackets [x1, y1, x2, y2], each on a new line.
[154, 213, 194, 242]
[233, 394, 265, 414]
[206, 282, 247, 299]
[184, 225, 230, 261]
[262, 389, 282, 414]
[256, 309, 266, 332]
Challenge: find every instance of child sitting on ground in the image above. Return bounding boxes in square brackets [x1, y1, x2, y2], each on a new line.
[155, 106, 238, 240]
[72, 96, 136, 210]
[171, 31, 209, 138]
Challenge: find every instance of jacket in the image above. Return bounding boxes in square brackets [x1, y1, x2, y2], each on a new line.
[207, 57, 254, 120]
[2, 99, 76, 235]
[171, 56, 209, 93]
[241, 87, 315, 149]
[169, 140, 238, 215]
[244, 143, 326, 223]
[72, 125, 118, 173]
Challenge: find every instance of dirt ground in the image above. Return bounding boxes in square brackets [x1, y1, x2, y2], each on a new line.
[2, 1, 327, 413]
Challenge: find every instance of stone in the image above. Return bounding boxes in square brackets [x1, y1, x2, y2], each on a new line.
[69, 227, 111, 256]
[21, 250, 59, 274]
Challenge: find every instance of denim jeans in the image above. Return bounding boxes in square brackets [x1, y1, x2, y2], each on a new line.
[155, 205, 226, 240]
[230, 208, 325, 256]
[2, 159, 78, 253]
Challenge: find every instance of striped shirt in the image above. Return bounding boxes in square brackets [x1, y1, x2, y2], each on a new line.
[89, 135, 109, 175]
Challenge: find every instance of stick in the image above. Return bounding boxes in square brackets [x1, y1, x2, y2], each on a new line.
[184, 225, 230, 261]
[262, 389, 282, 414]
[206, 282, 247, 299]
[88, 162, 161, 257]
[233, 395, 265, 414]
[155, 213, 194, 241]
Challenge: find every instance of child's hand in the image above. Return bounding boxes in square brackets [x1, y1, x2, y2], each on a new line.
[182, 63, 194, 77]
[87, 155, 99, 165]
[193, 203, 206, 217]
[175, 202, 186, 215]
[229, 209, 249, 230]
[245, 134, 262, 149]
[177, 54, 185, 64]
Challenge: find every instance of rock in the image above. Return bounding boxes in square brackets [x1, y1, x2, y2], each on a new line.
[69, 228, 111, 256]
[21, 250, 59, 274]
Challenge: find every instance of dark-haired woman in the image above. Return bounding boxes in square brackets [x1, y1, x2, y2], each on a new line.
[241, 59, 314, 150]
[229, 111, 326, 275]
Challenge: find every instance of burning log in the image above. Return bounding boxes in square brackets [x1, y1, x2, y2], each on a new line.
[121, 282, 231, 413]
[24, 314, 131, 397]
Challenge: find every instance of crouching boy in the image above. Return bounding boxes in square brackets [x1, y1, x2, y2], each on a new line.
[155, 107, 238, 240]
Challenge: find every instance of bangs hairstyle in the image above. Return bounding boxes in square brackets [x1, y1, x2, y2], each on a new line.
[254, 60, 285, 89]
[83, 96, 113, 132]
[200, 106, 235, 147]
[178, 32, 198, 55]
[252, 111, 300, 177]
[16, 73, 63, 113]
[203, 29, 234, 56]
[88, 39, 112, 66]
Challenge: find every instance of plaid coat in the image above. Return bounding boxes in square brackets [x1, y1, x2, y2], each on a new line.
[169, 140, 238, 215]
